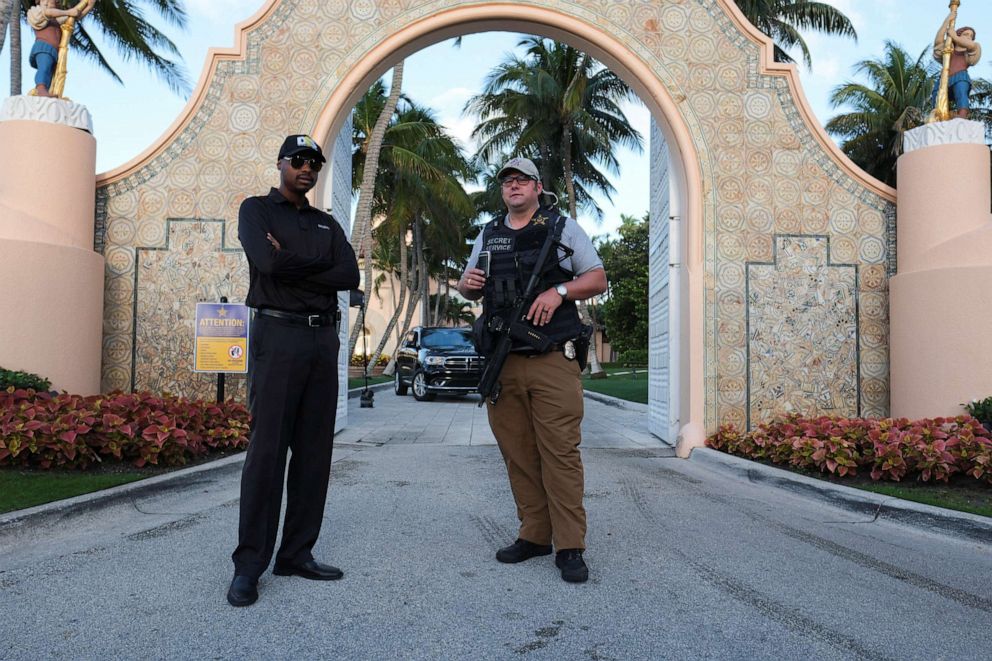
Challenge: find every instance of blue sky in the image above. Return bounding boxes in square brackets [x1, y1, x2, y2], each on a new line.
[2, 0, 990, 239]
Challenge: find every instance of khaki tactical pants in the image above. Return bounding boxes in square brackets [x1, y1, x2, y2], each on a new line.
[487, 351, 586, 550]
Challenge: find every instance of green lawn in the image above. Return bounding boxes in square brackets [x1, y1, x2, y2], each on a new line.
[347, 375, 392, 389]
[762, 463, 992, 518]
[840, 479, 992, 518]
[0, 470, 148, 514]
[582, 364, 648, 404]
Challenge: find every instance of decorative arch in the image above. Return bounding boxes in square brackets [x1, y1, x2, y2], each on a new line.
[94, 0, 896, 456]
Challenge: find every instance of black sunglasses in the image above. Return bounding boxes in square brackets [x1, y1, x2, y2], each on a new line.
[282, 155, 323, 172]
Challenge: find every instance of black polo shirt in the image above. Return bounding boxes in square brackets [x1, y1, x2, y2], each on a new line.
[238, 188, 359, 313]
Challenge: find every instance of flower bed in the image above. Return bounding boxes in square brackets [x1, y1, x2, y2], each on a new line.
[707, 415, 992, 484]
[0, 389, 250, 469]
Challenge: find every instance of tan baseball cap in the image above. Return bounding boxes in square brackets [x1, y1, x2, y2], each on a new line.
[496, 157, 540, 181]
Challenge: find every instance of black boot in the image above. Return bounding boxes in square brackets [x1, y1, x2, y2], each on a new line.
[555, 549, 588, 583]
[496, 538, 553, 563]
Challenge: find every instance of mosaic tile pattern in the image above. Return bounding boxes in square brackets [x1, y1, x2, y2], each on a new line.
[134, 220, 248, 399]
[746, 236, 858, 427]
[94, 0, 895, 430]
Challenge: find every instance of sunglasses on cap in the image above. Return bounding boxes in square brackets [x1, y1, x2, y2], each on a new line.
[281, 155, 323, 172]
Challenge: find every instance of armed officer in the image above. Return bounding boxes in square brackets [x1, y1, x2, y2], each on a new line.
[457, 157, 607, 583]
[227, 135, 359, 607]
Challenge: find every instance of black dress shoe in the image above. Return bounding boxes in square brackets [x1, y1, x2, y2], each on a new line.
[273, 559, 344, 581]
[227, 575, 258, 607]
[555, 549, 589, 583]
[496, 538, 553, 564]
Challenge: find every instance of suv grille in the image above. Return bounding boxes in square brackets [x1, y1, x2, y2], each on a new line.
[445, 356, 482, 371]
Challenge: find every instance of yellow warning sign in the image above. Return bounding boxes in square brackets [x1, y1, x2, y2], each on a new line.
[194, 303, 249, 373]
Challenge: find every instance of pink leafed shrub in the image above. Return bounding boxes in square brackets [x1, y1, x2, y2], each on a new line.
[707, 415, 992, 485]
[0, 388, 250, 469]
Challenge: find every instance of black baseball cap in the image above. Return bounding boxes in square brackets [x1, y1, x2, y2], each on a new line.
[278, 134, 326, 162]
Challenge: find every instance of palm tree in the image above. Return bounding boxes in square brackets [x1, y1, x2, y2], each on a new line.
[466, 37, 641, 221]
[0, 0, 17, 57]
[351, 84, 475, 372]
[826, 42, 992, 187]
[427, 294, 476, 326]
[734, 0, 857, 68]
[466, 37, 642, 376]
[350, 63, 405, 358]
[4, 0, 190, 96]
[8, 0, 20, 95]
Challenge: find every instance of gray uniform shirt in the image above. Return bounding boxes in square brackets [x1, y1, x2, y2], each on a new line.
[466, 214, 604, 276]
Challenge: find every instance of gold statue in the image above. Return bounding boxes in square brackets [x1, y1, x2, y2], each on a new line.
[26, 0, 93, 99]
[928, 0, 982, 122]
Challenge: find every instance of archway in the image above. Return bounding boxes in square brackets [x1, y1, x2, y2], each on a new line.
[94, 0, 896, 456]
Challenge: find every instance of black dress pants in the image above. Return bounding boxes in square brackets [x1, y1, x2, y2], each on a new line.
[232, 314, 340, 579]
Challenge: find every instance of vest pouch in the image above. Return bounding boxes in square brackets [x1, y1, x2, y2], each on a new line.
[471, 314, 490, 356]
[472, 312, 506, 356]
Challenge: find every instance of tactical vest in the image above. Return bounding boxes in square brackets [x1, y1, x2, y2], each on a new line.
[480, 208, 583, 349]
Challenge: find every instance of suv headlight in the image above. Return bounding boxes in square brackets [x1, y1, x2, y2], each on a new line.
[424, 356, 445, 366]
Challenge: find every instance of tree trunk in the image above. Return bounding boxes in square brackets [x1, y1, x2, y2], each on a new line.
[435, 271, 446, 325]
[9, 0, 20, 96]
[349, 61, 405, 358]
[0, 0, 14, 59]
[370, 228, 408, 377]
[561, 119, 605, 378]
[539, 142, 552, 190]
[414, 216, 429, 327]
[383, 236, 420, 376]
[431, 269, 443, 326]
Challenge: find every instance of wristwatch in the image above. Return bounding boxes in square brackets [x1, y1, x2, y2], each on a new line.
[555, 284, 568, 300]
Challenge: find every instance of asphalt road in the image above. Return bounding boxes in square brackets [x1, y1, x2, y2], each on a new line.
[1, 393, 990, 660]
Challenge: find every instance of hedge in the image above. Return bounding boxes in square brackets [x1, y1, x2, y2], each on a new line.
[707, 415, 992, 484]
[0, 368, 51, 392]
[616, 349, 648, 367]
[349, 354, 390, 367]
[0, 388, 250, 469]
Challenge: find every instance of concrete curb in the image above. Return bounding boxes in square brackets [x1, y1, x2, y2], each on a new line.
[690, 447, 992, 544]
[581, 389, 648, 412]
[0, 452, 247, 533]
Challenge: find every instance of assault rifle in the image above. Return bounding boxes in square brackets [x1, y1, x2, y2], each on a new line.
[476, 215, 569, 407]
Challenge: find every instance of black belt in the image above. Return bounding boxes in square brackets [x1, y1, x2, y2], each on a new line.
[512, 343, 562, 357]
[256, 308, 339, 328]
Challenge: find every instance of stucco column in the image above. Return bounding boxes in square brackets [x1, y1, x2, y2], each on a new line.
[0, 97, 104, 395]
[890, 119, 992, 418]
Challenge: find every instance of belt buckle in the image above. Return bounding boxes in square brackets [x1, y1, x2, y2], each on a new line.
[308, 314, 321, 327]
[563, 340, 576, 360]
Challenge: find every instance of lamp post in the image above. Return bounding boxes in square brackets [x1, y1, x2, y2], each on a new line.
[350, 290, 374, 408]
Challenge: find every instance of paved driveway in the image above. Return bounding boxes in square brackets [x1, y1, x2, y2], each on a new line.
[1, 393, 989, 659]
[337, 389, 664, 449]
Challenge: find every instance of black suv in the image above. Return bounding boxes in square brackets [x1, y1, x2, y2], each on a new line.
[394, 326, 484, 401]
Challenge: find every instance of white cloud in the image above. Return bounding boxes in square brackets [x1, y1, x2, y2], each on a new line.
[442, 115, 480, 152]
[429, 86, 475, 110]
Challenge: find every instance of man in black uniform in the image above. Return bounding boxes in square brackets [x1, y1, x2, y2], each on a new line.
[227, 134, 359, 607]
[457, 157, 607, 583]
